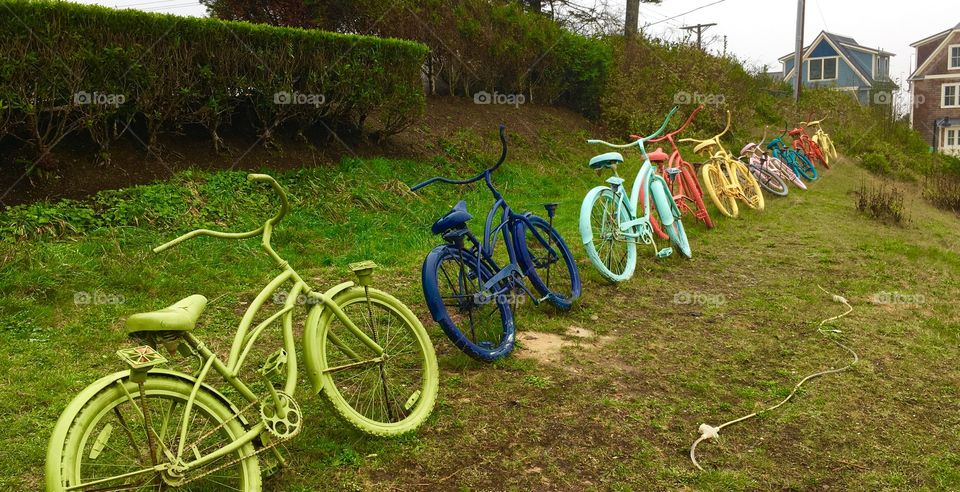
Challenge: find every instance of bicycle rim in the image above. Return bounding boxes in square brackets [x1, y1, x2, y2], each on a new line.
[586, 188, 635, 281]
[701, 163, 737, 218]
[520, 216, 579, 306]
[733, 162, 765, 210]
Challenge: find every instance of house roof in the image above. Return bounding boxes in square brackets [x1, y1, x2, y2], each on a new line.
[779, 31, 894, 87]
[909, 23, 960, 80]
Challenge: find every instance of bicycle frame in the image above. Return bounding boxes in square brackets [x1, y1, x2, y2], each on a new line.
[586, 106, 680, 247]
[146, 175, 385, 474]
[411, 127, 561, 305]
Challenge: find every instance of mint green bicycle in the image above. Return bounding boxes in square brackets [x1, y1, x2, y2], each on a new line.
[45, 174, 439, 491]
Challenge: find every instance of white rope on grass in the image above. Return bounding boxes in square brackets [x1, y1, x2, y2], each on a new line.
[689, 285, 857, 471]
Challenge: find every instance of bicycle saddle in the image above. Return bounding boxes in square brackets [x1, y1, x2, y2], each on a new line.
[126, 294, 207, 334]
[588, 152, 623, 169]
[431, 200, 473, 235]
[647, 148, 669, 162]
[740, 143, 758, 156]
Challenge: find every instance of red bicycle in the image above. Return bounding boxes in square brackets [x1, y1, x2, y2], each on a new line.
[631, 105, 714, 239]
[788, 125, 829, 170]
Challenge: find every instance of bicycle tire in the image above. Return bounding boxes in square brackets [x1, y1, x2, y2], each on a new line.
[515, 215, 581, 309]
[48, 372, 261, 491]
[650, 177, 692, 258]
[313, 286, 439, 434]
[752, 163, 788, 196]
[421, 245, 515, 361]
[579, 186, 638, 283]
[731, 160, 765, 210]
[796, 151, 818, 181]
[701, 162, 738, 218]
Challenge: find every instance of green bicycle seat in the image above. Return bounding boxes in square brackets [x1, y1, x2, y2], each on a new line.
[589, 152, 623, 170]
[126, 294, 207, 333]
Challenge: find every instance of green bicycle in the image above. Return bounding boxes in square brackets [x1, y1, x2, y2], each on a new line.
[45, 174, 439, 491]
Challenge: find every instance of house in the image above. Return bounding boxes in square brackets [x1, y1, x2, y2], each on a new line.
[908, 22, 960, 155]
[778, 31, 895, 105]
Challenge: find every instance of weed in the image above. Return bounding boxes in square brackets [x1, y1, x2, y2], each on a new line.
[855, 180, 907, 224]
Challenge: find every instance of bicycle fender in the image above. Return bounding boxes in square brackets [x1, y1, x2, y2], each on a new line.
[579, 185, 613, 245]
[649, 177, 677, 226]
[304, 280, 356, 394]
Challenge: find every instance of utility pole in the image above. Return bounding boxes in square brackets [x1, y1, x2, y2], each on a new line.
[625, 0, 640, 38]
[681, 23, 717, 50]
[793, 0, 805, 102]
[723, 35, 727, 57]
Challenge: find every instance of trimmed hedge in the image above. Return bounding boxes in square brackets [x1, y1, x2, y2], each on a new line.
[0, 0, 428, 163]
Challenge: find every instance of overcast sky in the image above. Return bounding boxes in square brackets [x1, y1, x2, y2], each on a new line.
[70, 0, 955, 88]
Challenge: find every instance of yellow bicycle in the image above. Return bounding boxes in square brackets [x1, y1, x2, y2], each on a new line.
[803, 117, 838, 162]
[680, 111, 763, 218]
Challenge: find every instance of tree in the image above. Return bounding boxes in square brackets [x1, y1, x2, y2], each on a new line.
[625, 0, 662, 38]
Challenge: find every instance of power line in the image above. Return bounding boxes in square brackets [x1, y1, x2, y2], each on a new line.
[680, 22, 717, 50]
[644, 0, 728, 28]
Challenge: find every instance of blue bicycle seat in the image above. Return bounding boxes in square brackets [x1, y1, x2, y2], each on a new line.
[431, 200, 473, 235]
[588, 152, 623, 170]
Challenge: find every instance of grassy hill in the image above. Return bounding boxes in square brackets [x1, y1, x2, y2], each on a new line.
[1, 100, 959, 490]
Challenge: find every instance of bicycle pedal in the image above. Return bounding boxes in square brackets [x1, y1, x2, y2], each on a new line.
[349, 260, 377, 287]
[259, 349, 287, 379]
[656, 247, 674, 258]
[117, 346, 167, 383]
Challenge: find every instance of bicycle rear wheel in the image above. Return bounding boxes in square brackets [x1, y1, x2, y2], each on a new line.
[700, 162, 738, 218]
[48, 372, 260, 491]
[795, 152, 818, 181]
[420, 246, 515, 361]
[315, 286, 439, 434]
[680, 163, 714, 228]
[579, 186, 637, 283]
[516, 215, 581, 309]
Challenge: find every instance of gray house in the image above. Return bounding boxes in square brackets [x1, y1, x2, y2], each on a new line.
[778, 31, 895, 104]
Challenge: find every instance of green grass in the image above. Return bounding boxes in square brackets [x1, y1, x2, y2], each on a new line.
[2, 130, 960, 490]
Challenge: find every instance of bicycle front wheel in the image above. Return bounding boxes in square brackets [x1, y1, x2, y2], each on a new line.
[731, 161, 765, 210]
[579, 186, 637, 283]
[48, 372, 260, 491]
[315, 286, 439, 435]
[700, 162, 738, 218]
[516, 215, 581, 309]
[796, 152, 818, 181]
[421, 246, 515, 361]
[753, 164, 788, 196]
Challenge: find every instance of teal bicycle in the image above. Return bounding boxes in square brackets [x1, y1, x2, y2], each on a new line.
[46, 174, 439, 491]
[579, 107, 691, 283]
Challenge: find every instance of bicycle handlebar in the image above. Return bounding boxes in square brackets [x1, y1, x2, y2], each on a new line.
[802, 117, 825, 127]
[410, 125, 508, 191]
[591, 106, 678, 149]
[636, 105, 703, 144]
[677, 110, 732, 150]
[153, 174, 290, 253]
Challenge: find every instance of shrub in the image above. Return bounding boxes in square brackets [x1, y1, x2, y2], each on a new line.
[855, 181, 907, 225]
[0, 0, 428, 165]
[923, 172, 960, 213]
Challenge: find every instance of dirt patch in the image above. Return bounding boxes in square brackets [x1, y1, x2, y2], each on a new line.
[516, 326, 613, 364]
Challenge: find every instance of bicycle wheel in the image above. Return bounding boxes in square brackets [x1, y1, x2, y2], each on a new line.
[731, 161, 765, 210]
[48, 372, 260, 491]
[811, 137, 830, 167]
[769, 156, 806, 190]
[795, 152, 818, 181]
[516, 215, 581, 309]
[420, 246, 515, 361]
[810, 141, 829, 169]
[752, 164, 788, 196]
[700, 162, 738, 218]
[579, 186, 637, 283]
[314, 286, 439, 435]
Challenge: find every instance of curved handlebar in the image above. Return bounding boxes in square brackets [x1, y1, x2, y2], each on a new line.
[591, 106, 678, 149]
[677, 110, 732, 150]
[153, 174, 289, 253]
[802, 117, 825, 127]
[637, 105, 703, 144]
[410, 125, 508, 191]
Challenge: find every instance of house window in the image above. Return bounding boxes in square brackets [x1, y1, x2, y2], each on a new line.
[944, 127, 960, 156]
[950, 45, 960, 70]
[875, 57, 888, 79]
[944, 83, 960, 108]
[809, 57, 837, 81]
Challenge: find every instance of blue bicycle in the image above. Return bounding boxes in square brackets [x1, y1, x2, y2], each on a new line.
[768, 128, 817, 181]
[410, 126, 581, 361]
